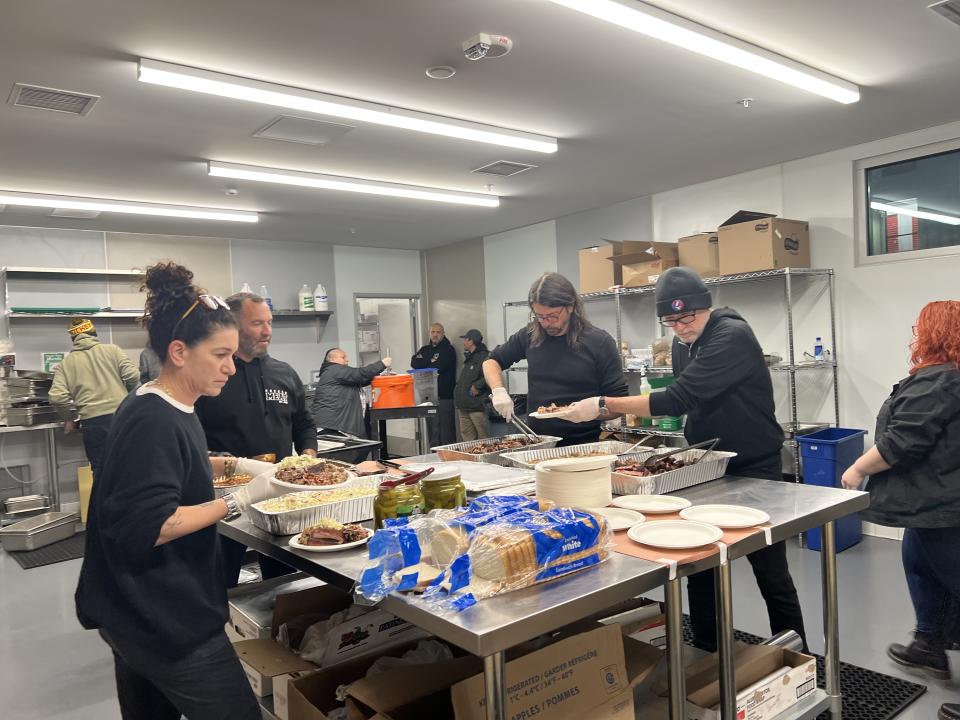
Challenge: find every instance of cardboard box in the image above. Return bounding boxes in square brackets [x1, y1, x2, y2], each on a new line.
[236, 582, 354, 696]
[608, 241, 679, 287]
[578, 240, 651, 293]
[599, 598, 666, 650]
[717, 211, 810, 276]
[678, 232, 720, 278]
[228, 575, 329, 642]
[322, 608, 429, 667]
[275, 669, 321, 720]
[451, 624, 661, 720]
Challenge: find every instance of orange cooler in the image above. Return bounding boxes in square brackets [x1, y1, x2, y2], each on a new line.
[371, 374, 415, 408]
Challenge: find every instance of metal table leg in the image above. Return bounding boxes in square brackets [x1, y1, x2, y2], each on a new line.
[483, 651, 506, 720]
[716, 561, 736, 720]
[665, 576, 686, 720]
[46, 427, 60, 511]
[821, 520, 842, 718]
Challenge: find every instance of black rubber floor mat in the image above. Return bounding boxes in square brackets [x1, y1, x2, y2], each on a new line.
[681, 617, 926, 720]
[7, 532, 85, 569]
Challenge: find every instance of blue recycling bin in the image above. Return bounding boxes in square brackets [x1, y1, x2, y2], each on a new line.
[797, 428, 866, 552]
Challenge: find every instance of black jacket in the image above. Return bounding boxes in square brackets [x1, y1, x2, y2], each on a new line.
[310, 360, 385, 437]
[196, 354, 317, 459]
[411, 337, 457, 399]
[454, 345, 490, 411]
[863, 363, 960, 528]
[649, 308, 783, 476]
[491, 324, 628, 444]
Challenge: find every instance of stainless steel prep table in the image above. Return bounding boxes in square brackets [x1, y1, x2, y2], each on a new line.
[220, 476, 867, 720]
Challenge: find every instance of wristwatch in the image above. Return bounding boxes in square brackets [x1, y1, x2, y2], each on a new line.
[598, 396, 610, 418]
[222, 493, 242, 522]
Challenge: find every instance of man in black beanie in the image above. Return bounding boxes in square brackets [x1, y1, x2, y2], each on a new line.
[565, 266, 806, 652]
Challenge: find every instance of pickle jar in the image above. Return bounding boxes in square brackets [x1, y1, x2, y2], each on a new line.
[420, 465, 466, 512]
[374, 481, 425, 529]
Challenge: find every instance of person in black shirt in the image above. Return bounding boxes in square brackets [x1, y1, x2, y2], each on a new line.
[566, 266, 806, 652]
[411, 323, 458, 445]
[483, 272, 628, 446]
[76, 261, 275, 720]
[196, 291, 318, 586]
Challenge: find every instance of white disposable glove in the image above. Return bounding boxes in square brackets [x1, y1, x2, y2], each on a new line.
[564, 397, 601, 423]
[228, 466, 283, 514]
[235, 458, 276, 477]
[491, 387, 514, 421]
[382, 357, 393, 368]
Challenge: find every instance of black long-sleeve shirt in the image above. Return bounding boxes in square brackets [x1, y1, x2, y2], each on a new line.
[649, 308, 783, 475]
[491, 324, 628, 444]
[196, 354, 317, 459]
[410, 337, 457, 399]
[76, 388, 227, 658]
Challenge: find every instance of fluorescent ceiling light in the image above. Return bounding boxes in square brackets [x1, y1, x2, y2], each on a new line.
[208, 162, 500, 208]
[138, 59, 558, 153]
[0, 190, 258, 223]
[871, 201, 960, 226]
[545, 0, 860, 104]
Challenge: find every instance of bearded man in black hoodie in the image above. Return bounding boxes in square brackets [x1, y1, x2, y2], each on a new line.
[566, 266, 806, 653]
[411, 323, 458, 445]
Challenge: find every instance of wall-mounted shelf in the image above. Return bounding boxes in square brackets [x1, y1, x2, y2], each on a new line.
[7, 311, 143, 319]
[3, 266, 143, 278]
[272, 310, 333, 317]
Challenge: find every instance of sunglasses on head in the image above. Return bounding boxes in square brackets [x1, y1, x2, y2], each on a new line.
[171, 294, 230, 340]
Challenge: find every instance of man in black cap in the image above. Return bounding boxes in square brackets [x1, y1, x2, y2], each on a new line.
[565, 266, 806, 652]
[453, 329, 490, 440]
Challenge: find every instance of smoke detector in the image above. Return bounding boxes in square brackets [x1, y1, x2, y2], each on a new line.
[462, 33, 513, 61]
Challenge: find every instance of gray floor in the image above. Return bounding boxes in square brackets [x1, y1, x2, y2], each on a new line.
[0, 536, 956, 719]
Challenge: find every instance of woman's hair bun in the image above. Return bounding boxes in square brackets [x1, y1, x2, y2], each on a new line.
[143, 261, 194, 296]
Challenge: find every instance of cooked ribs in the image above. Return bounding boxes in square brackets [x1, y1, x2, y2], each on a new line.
[615, 457, 687, 476]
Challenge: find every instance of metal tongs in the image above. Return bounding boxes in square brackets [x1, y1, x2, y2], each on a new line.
[616, 434, 655, 457]
[509, 415, 541, 443]
[641, 437, 719, 468]
[375, 458, 435, 487]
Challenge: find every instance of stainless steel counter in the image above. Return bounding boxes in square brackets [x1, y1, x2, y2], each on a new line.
[220, 475, 868, 720]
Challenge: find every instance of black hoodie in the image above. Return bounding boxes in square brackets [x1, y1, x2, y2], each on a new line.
[649, 308, 783, 476]
[410, 336, 458, 399]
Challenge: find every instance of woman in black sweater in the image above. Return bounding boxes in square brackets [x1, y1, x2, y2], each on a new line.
[76, 262, 272, 719]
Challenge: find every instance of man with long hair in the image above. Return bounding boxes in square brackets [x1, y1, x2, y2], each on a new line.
[483, 272, 628, 446]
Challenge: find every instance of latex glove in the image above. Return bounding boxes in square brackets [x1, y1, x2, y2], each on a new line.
[382, 357, 393, 368]
[840, 466, 866, 490]
[228, 466, 283, 513]
[491, 387, 514, 421]
[564, 397, 601, 423]
[235, 458, 277, 477]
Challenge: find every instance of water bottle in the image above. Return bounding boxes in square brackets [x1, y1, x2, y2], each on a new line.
[639, 369, 653, 428]
[259, 284, 273, 311]
[240, 282, 252, 293]
[298, 284, 314, 311]
[313, 283, 329, 311]
[814, 337, 824, 362]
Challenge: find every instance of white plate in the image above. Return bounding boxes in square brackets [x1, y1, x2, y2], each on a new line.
[627, 520, 723, 549]
[679, 504, 770, 528]
[271, 469, 356, 491]
[611, 495, 692, 513]
[589, 506, 645, 531]
[289, 527, 372, 552]
[537, 455, 616, 472]
[529, 408, 574, 419]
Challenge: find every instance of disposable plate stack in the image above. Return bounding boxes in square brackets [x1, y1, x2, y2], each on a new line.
[534, 455, 615, 508]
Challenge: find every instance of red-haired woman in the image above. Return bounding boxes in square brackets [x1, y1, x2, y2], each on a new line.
[843, 301, 960, 696]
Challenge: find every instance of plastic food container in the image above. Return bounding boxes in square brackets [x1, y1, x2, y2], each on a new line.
[371, 374, 415, 408]
[0, 511, 79, 551]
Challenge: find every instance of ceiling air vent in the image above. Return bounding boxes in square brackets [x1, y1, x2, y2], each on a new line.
[253, 115, 354, 146]
[8, 83, 99, 116]
[471, 160, 537, 177]
[929, 0, 960, 26]
[50, 208, 101, 219]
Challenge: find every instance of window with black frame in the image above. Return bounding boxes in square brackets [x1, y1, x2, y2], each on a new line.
[865, 147, 960, 257]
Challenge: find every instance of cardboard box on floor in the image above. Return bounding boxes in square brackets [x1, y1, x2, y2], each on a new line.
[608, 241, 679, 288]
[717, 211, 810, 276]
[289, 623, 662, 720]
[229, 575, 326, 642]
[578, 240, 652, 293]
[678, 232, 720, 278]
[654, 641, 817, 720]
[235, 583, 352, 697]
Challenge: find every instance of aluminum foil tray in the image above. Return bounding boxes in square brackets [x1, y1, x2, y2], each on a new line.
[248, 477, 381, 535]
[431, 434, 562, 466]
[500, 440, 638, 469]
[611, 449, 737, 495]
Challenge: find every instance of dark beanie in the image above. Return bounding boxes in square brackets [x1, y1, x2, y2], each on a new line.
[655, 267, 712, 317]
